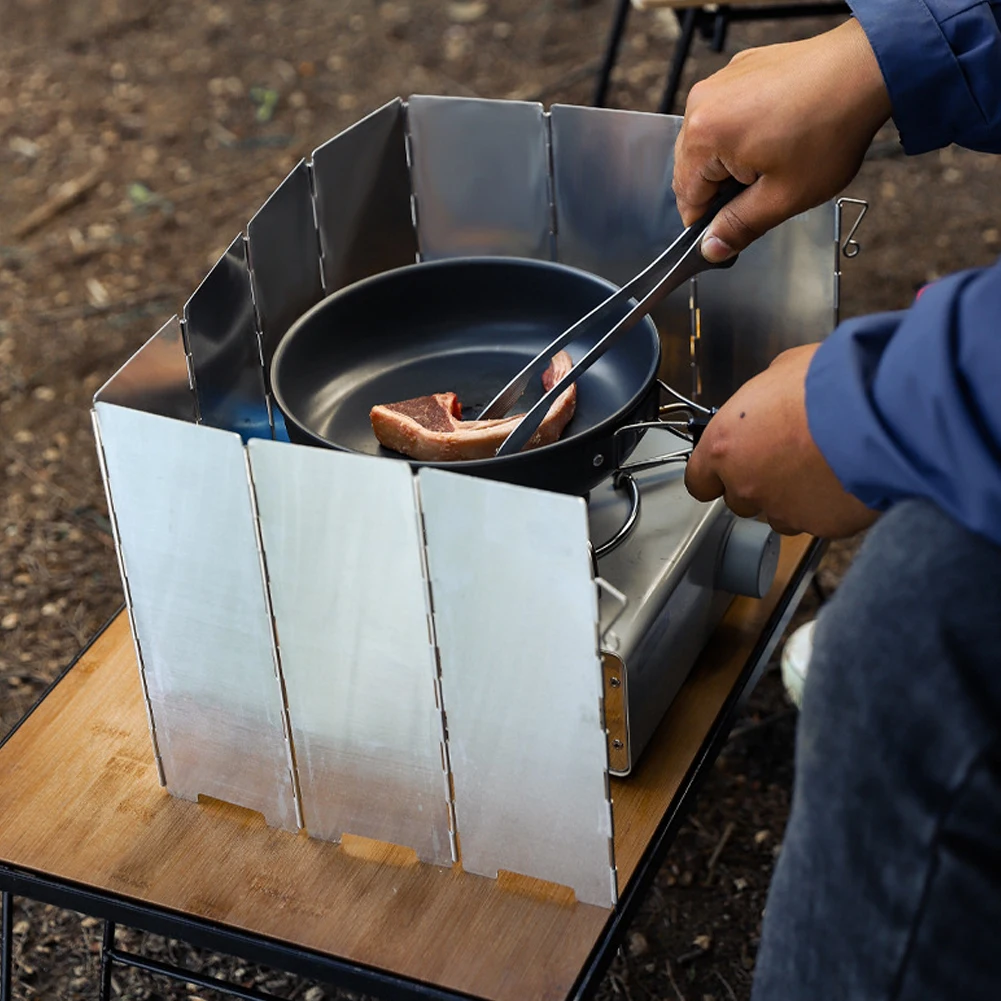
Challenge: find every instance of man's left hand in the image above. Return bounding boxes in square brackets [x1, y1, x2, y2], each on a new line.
[685, 344, 878, 538]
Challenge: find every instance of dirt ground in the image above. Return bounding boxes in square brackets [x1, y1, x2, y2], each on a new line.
[2, 1, 1000, 999]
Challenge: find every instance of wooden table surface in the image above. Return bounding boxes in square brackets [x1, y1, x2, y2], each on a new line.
[0, 535, 812, 1001]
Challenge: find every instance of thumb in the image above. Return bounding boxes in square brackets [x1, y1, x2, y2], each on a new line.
[684, 442, 726, 503]
[699, 178, 793, 263]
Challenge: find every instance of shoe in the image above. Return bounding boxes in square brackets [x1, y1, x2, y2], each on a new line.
[781, 620, 816, 709]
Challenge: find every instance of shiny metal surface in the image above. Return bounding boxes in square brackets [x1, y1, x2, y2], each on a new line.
[551, 105, 683, 285]
[92, 403, 299, 831]
[407, 95, 552, 261]
[549, 105, 692, 388]
[93, 315, 196, 422]
[311, 98, 419, 292]
[247, 159, 324, 372]
[183, 235, 270, 439]
[696, 203, 834, 406]
[589, 433, 734, 776]
[247, 440, 453, 864]
[419, 469, 615, 908]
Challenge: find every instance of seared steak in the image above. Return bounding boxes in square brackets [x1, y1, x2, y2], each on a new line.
[370, 351, 577, 461]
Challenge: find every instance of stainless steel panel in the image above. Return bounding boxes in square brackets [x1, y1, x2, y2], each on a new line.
[247, 440, 452, 864]
[93, 315, 196, 422]
[311, 98, 419, 292]
[183, 235, 270, 439]
[247, 159, 324, 372]
[589, 439, 734, 774]
[407, 95, 552, 261]
[551, 105, 684, 285]
[697, 203, 834, 406]
[418, 469, 615, 908]
[92, 403, 298, 831]
[550, 105, 691, 389]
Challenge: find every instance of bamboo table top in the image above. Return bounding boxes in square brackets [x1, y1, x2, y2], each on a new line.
[0, 535, 814, 1001]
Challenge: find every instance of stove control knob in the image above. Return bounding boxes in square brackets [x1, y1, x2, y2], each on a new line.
[716, 518, 780, 598]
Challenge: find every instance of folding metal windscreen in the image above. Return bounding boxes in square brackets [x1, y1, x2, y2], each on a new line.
[92, 96, 837, 909]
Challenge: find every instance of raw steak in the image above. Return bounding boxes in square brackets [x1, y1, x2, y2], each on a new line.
[370, 351, 577, 461]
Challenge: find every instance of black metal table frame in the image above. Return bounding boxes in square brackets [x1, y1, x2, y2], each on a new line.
[593, 1, 850, 114]
[0, 538, 824, 1001]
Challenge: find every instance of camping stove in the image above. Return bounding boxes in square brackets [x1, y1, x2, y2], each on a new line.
[588, 435, 779, 776]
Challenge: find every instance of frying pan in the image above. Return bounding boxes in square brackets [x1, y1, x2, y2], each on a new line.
[270, 257, 661, 496]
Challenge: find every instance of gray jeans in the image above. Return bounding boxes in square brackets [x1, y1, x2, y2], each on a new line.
[752, 500, 1001, 1001]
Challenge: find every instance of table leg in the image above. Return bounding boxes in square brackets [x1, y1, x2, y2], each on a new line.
[658, 8, 699, 115]
[592, 0, 631, 107]
[0, 891, 11, 1001]
[99, 920, 116, 1001]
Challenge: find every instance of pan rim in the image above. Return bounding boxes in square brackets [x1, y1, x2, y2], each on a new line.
[270, 255, 662, 470]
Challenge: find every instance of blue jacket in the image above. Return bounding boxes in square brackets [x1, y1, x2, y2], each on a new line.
[806, 1, 1001, 543]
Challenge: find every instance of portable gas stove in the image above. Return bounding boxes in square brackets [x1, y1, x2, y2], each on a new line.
[588, 437, 779, 776]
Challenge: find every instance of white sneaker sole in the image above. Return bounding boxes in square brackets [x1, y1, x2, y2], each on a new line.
[781, 620, 816, 709]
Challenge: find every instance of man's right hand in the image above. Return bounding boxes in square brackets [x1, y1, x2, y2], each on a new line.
[673, 17, 892, 262]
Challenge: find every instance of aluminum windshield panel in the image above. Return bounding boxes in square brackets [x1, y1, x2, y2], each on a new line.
[407, 95, 552, 261]
[697, 204, 834, 405]
[248, 440, 452, 864]
[93, 404, 298, 831]
[551, 105, 684, 285]
[311, 98, 419, 292]
[93, 315, 196, 422]
[183, 235, 270, 439]
[550, 105, 691, 390]
[247, 159, 324, 374]
[418, 469, 615, 908]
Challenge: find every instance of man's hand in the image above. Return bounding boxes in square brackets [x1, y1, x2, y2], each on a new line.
[673, 18, 891, 262]
[686, 345, 878, 538]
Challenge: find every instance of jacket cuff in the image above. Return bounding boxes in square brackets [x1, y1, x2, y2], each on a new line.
[848, 0, 981, 154]
[805, 315, 906, 511]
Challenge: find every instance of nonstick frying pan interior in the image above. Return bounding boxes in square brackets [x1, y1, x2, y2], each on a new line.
[270, 257, 661, 492]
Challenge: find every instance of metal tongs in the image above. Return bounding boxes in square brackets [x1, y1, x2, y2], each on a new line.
[482, 179, 746, 457]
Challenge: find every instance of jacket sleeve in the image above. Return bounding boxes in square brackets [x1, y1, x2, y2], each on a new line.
[848, 1, 1001, 154]
[806, 259, 1001, 544]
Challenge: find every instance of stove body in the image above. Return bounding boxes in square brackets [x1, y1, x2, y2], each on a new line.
[90, 96, 847, 908]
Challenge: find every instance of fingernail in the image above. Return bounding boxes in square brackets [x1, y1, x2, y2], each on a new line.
[701, 233, 737, 264]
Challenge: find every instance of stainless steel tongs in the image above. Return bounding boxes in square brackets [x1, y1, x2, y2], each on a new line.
[482, 179, 745, 457]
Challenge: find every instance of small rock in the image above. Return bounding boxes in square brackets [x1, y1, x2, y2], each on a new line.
[12, 920, 29, 936]
[733, 877, 748, 892]
[444, 25, 473, 61]
[86, 277, 110, 308]
[693, 932, 712, 951]
[492, 21, 512, 39]
[14, 429, 34, 444]
[9, 135, 40, 159]
[942, 167, 963, 185]
[880, 180, 897, 200]
[80, 916, 101, 929]
[41, 603, 58, 617]
[753, 829, 771, 845]
[304, 988, 325, 1001]
[982, 228, 999, 245]
[627, 931, 649, 957]
[448, 1, 487, 23]
[33, 385, 56, 401]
